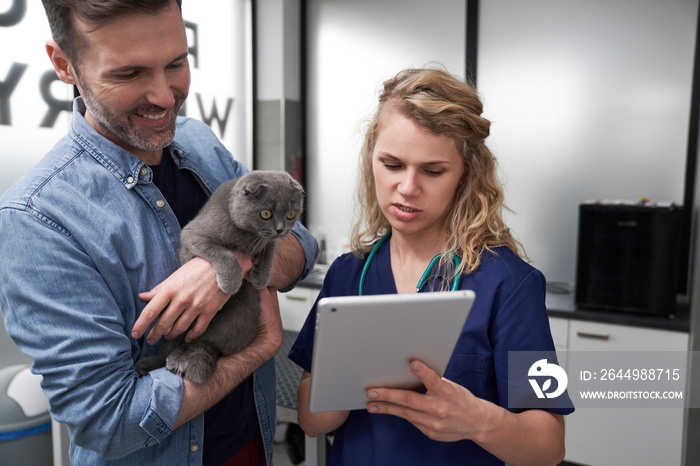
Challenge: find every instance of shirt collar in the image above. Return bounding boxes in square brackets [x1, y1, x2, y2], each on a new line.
[69, 97, 154, 189]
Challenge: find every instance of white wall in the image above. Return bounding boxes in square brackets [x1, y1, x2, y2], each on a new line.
[305, 0, 466, 258]
[306, 0, 698, 287]
[256, 0, 300, 102]
[478, 0, 697, 284]
[0, 0, 73, 197]
[182, 0, 253, 169]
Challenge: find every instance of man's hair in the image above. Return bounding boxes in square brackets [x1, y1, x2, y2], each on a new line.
[42, 0, 182, 67]
[350, 67, 525, 274]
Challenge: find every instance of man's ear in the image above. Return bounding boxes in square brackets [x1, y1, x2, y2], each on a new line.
[46, 40, 78, 85]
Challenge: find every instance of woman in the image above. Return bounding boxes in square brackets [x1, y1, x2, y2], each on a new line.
[289, 68, 573, 465]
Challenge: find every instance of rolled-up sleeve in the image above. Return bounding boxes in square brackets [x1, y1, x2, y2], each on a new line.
[138, 369, 184, 445]
[283, 221, 320, 292]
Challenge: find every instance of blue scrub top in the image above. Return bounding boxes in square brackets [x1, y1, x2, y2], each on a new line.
[289, 238, 574, 466]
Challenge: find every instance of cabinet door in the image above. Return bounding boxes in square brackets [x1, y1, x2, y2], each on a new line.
[569, 320, 687, 351]
[564, 320, 688, 466]
[549, 317, 569, 370]
[280, 287, 320, 332]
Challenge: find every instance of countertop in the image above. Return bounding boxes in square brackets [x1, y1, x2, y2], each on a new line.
[299, 267, 690, 333]
[299, 268, 324, 289]
[545, 290, 689, 332]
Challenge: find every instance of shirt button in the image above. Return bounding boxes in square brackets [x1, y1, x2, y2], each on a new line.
[191, 443, 199, 452]
[156, 199, 165, 208]
[127, 176, 134, 183]
[140, 167, 148, 176]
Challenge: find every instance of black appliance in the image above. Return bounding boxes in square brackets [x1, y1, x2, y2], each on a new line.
[575, 203, 683, 316]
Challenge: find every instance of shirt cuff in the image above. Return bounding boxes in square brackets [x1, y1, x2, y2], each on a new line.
[281, 222, 320, 292]
[139, 368, 184, 444]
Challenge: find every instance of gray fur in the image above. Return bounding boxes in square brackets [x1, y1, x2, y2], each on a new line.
[134, 171, 304, 384]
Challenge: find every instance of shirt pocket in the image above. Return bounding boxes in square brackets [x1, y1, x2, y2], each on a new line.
[443, 354, 495, 401]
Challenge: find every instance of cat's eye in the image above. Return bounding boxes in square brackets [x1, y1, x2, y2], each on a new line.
[286, 210, 297, 220]
[260, 210, 273, 220]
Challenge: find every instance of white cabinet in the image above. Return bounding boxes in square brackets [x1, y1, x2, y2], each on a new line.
[568, 320, 687, 352]
[549, 316, 569, 371]
[552, 318, 689, 466]
[280, 286, 320, 331]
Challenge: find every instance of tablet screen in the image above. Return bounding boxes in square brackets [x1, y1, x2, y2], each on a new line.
[308, 290, 475, 412]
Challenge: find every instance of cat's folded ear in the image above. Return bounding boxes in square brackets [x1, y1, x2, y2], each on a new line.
[243, 181, 269, 197]
[288, 177, 305, 195]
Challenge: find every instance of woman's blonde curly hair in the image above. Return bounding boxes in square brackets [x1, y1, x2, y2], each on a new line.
[350, 67, 526, 275]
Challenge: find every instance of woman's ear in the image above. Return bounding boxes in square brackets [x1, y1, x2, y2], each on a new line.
[45, 40, 78, 86]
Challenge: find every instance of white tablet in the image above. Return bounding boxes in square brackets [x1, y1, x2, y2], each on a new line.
[308, 290, 475, 412]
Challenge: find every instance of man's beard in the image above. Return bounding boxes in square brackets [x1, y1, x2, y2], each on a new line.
[79, 83, 185, 153]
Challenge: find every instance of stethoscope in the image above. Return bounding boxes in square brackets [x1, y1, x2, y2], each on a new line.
[358, 230, 462, 295]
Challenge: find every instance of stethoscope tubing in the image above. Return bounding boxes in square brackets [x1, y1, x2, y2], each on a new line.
[358, 230, 462, 295]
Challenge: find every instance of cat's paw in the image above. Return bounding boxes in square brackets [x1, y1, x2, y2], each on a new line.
[217, 273, 243, 295]
[249, 268, 271, 290]
[134, 356, 159, 378]
[166, 350, 191, 378]
[166, 345, 218, 384]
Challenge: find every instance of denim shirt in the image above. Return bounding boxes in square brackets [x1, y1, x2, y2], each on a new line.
[0, 98, 319, 465]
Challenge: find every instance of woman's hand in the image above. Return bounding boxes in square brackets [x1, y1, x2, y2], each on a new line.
[132, 255, 253, 345]
[365, 359, 566, 466]
[365, 360, 488, 442]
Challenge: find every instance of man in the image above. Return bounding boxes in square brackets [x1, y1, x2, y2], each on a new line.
[0, 1, 318, 464]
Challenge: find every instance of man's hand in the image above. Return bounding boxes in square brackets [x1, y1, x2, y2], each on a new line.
[132, 255, 253, 345]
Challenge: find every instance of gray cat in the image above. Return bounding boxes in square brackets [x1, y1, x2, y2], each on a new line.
[134, 170, 304, 384]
